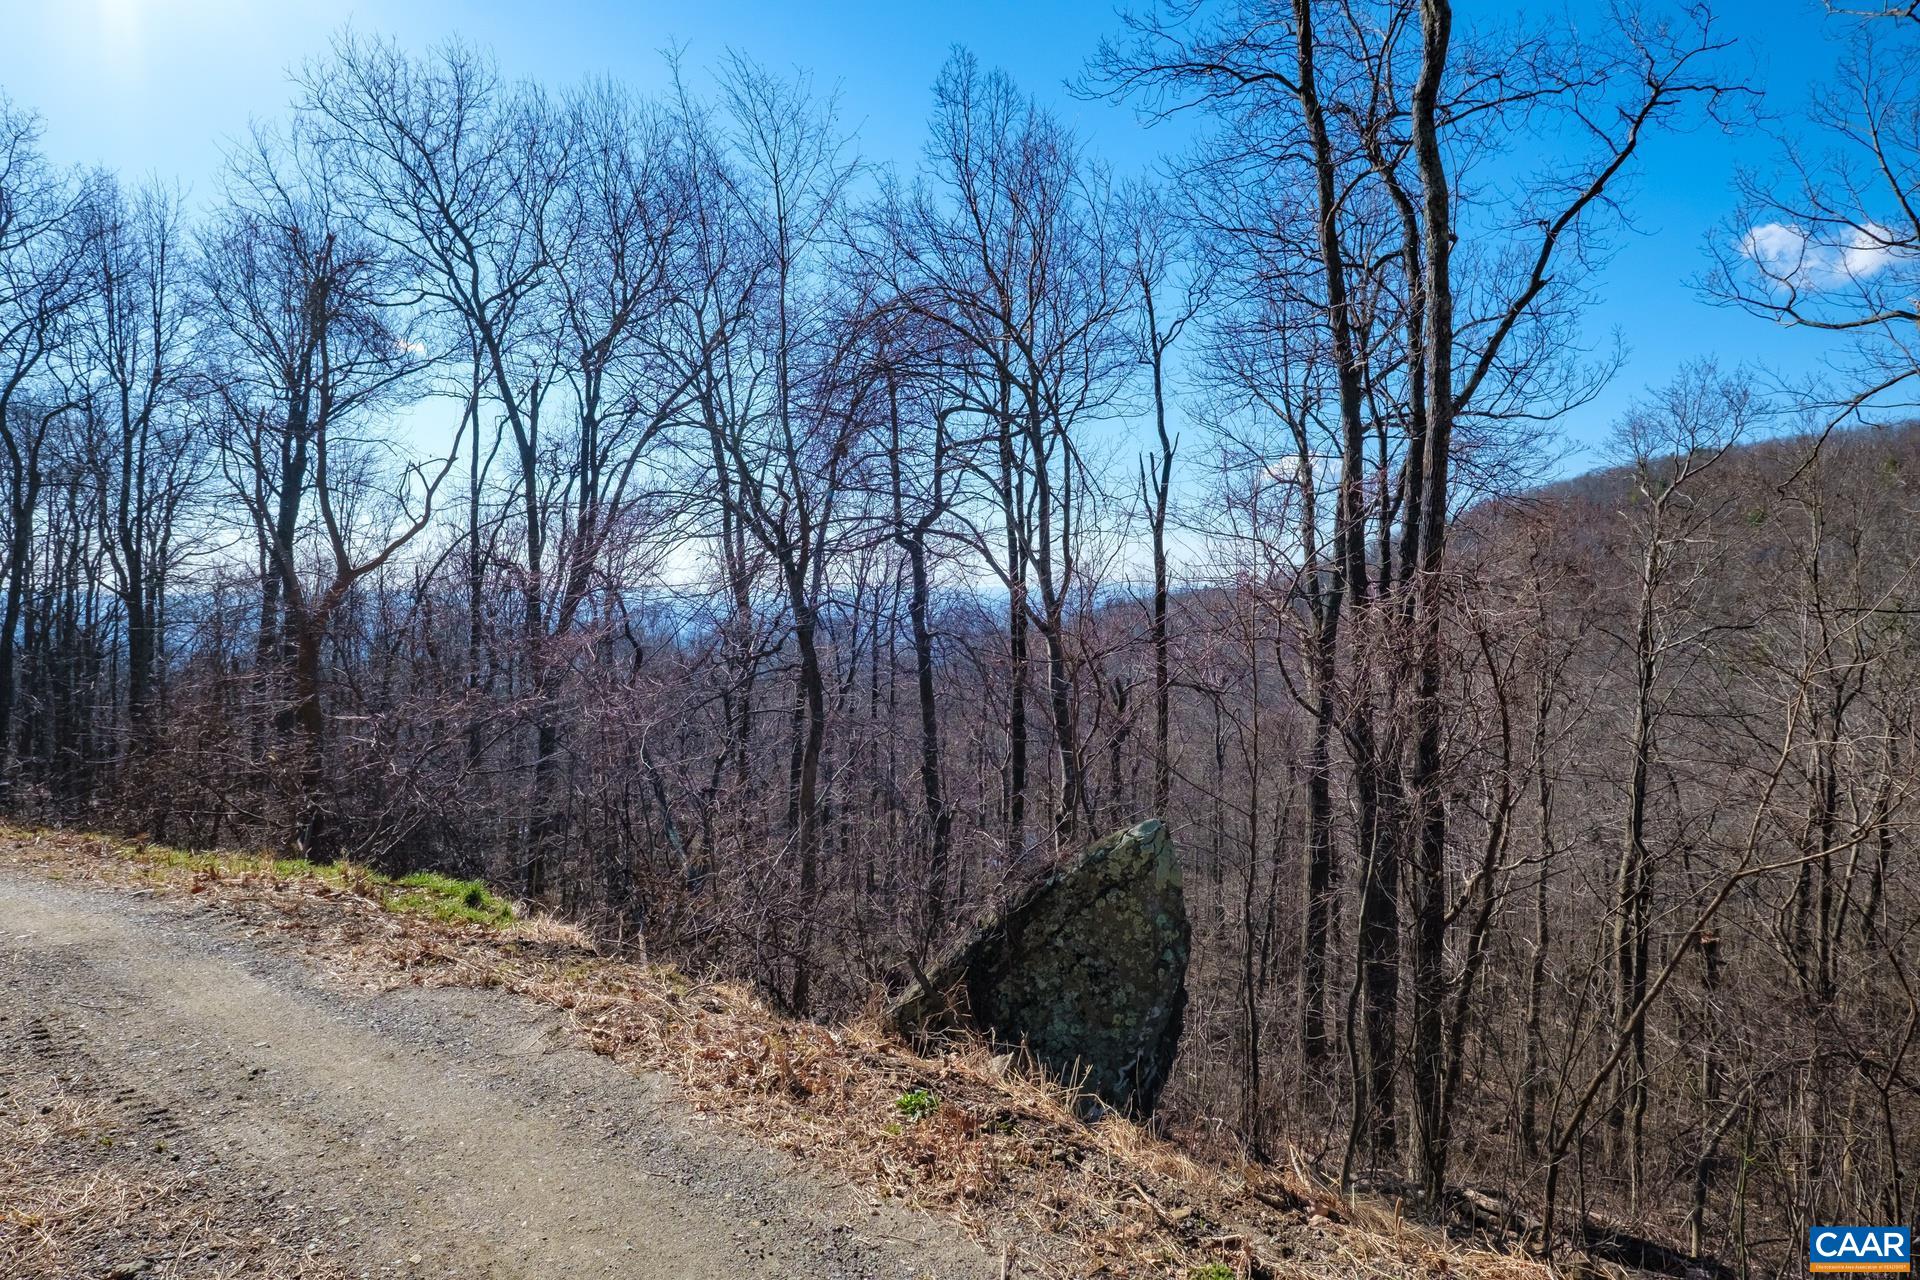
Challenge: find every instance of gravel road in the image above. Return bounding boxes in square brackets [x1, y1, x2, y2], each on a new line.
[0, 869, 998, 1279]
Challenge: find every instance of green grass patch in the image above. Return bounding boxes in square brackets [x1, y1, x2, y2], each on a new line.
[386, 871, 515, 926]
[129, 843, 228, 874]
[269, 856, 337, 881]
[74, 833, 516, 929]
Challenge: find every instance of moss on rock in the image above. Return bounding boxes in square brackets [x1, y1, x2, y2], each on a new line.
[891, 820, 1190, 1116]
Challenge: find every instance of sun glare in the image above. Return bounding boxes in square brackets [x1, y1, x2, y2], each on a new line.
[94, 0, 146, 68]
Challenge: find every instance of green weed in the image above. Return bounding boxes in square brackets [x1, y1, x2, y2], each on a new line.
[894, 1087, 939, 1122]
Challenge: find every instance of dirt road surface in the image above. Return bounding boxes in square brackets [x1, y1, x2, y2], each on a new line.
[0, 868, 998, 1279]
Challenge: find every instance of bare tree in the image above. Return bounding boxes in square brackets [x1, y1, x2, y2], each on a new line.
[294, 35, 572, 888]
[75, 177, 201, 781]
[699, 55, 859, 1010]
[883, 51, 1132, 853]
[199, 123, 435, 858]
[1122, 182, 1199, 823]
[0, 97, 90, 794]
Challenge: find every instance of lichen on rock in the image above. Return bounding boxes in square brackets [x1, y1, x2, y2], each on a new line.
[891, 819, 1190, 1117]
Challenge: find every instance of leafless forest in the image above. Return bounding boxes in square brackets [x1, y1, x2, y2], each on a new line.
[2, 0, 1918, 1271]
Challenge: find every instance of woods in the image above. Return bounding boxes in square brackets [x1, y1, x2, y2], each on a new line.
[1, 2, 1917, 1272]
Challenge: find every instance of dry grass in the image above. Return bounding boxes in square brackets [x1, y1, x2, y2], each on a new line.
[0, 825, 1568, 1280]
[0, 1051, 350, 1279]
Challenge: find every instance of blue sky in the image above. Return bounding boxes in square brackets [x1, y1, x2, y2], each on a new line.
[0, 0, 1868, 467]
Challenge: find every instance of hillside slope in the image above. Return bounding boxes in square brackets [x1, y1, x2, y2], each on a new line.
[0, 828, 1557, 1280]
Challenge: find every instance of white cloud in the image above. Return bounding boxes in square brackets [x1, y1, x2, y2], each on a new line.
[1739, 220, 1906, 290]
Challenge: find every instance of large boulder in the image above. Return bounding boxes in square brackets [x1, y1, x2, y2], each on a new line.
[891, 819, 1190, 1116]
